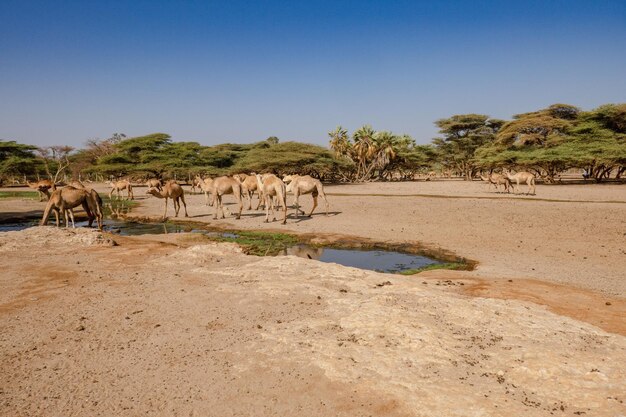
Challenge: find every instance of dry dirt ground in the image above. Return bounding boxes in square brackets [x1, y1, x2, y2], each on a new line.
[1, 180, 625, 416]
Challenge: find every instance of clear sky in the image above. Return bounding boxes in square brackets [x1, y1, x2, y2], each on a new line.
[1, 0, 625, 148]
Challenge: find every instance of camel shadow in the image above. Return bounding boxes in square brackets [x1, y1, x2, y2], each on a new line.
[288, 211, 342, 223]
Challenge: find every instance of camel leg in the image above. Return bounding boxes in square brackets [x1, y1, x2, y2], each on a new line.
[280, 193, 287, 225]
[236, 193, 242, 220]
[264, 194, 271, 223]
[246, 190, 252, 210]
[255, 191, 263, 210]
[172, 198, 180, 217]
[293, 192, 300, 219]
[82, 201, 94, 227]
[181, 194, 188, 217]
[163, 198, 168, 219]
[109, 188, 114, 200]
[308, 192, 318, 217]
[213, 194, 220, 220]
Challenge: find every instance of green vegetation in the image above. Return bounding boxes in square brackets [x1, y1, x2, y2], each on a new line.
[0, 191, 40, 200]
[1, 102, 624, 184]
[397, 262, 469, 275]
[207, 230, 300, 256]
[329, 125, 434, 181]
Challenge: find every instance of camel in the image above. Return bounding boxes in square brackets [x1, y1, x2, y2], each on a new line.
[40, 186, 103, 230]
[146, 178, 162, 191]
[193, 175, 214, 206]
[211, 176, 243, 220]
[27, 179, 56, 201]
[255, 174, 287, 224]
[146, 182, 188, 219]
[480, 173, 512, 193]
[107, 179, 134, 200]
[233, 173, 262, 210]
[283, 174, 329, 218]
[189, 176, 204, 193]
[65, 181, 105, 218]
[504, 169, 536, 195]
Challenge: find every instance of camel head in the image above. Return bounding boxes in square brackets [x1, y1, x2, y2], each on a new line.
[283, 175, 294, 184]
[146, 187, 161, 196]
[233, 174, 246, 183]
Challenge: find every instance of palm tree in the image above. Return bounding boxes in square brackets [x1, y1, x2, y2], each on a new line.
[352, 125, 376, 180]
[328, 126, 351, 159]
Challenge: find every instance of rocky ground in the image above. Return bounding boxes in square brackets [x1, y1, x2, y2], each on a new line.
[1, 180, 625, 416]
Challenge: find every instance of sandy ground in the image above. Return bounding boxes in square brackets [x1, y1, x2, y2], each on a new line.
[113, 180, 626, 296]
[1, 180, 625, 416]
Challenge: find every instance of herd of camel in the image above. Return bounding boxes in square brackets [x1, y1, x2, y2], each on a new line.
[27, 172, 330, 230]
[479, 170, 536, 195]
[26, 169, 535, 232]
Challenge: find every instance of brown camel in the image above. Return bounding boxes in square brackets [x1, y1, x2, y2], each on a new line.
[27, 179, 56, 201]
[211, 176, 243, 220]
[480, 173, 512, 193]
[504, 169, 536, 195]
[146, 178, 162, 191]
[233, 173, 261, 210]
[255, 174, 287, 224]
[107, 179, 134, 200]
[40, 186, 103, 230]
[65, 182, 105, 221]
[146, 182, 188, 219]
[283, 174, 329, 218]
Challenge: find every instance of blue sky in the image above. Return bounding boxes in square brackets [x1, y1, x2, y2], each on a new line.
[1, 0, 625, 147]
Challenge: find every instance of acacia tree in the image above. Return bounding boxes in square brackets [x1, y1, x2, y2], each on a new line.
[474, 103, 626, 182]
[36, 145, 74, 183]
[0, 140, 38, 184]
[569, 104, 626, 181]
[432, 114, 503, 180]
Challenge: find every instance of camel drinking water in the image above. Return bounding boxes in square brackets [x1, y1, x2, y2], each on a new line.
[146, 182, 188, 219]
[27, 179, 56, 201]
[282, 174, 329, 218]
[255, 174, 287, 224]
[210, 176, 243, 220]
[503, 169, 536, 195]
[40, 186, 103, 230]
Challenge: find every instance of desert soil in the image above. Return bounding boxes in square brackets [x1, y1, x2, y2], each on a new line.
[1, 180, 625, 416]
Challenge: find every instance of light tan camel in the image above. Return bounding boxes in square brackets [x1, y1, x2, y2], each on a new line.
[283, 175, 329, 218]
[480, 173, 512, 193]
[255, 174, 287, 224]
[146, 178, 162, 191]
[233, 173, 261, 210]
[211, 176, 243, 220]
[504, 169, 536, 195]
[146, 182, 188, 219]
[189, 176, 203, 193]
[40, 186, 103, 230]
[107, 179, 134, 200]
[194, 175, 215, 206]
[27, 179, 56, 201]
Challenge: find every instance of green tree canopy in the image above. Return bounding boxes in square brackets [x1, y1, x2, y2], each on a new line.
[432, 114, 504, 180]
